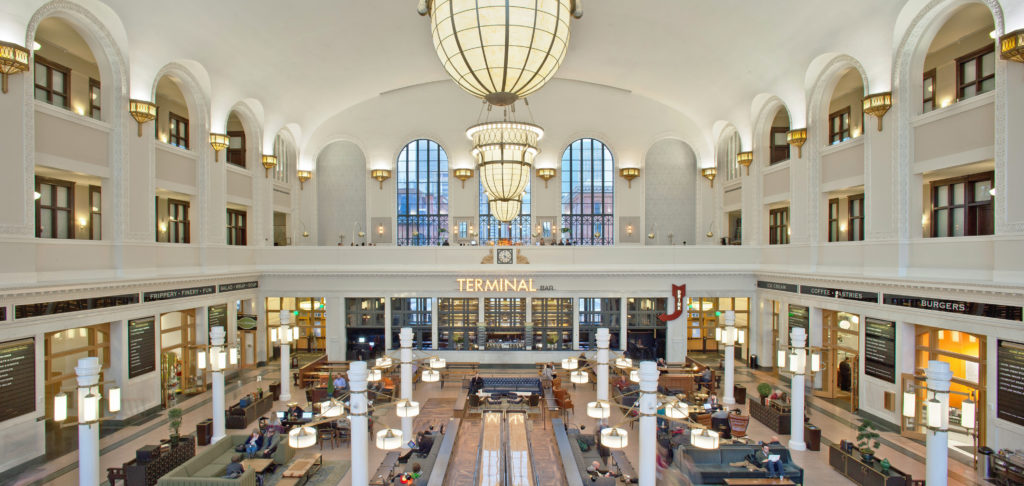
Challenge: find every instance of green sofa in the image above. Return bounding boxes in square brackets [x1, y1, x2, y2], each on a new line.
[158, 434, 294, 485]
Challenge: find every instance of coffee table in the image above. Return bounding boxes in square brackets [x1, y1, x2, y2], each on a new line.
[242, 458, 274, 486]
[280, 453, 323, 486]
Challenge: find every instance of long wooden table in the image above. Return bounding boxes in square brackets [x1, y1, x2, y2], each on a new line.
[279, 453, 323, 486]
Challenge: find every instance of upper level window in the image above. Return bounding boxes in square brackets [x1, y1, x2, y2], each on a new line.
[770, 127, 790, 164]
[828, 199, 840, 242]
[829, 107, 851, 145]
[922, 69, 936, 113]
[479, 177, 530, 245]
[34, 56, 69, 109]
[717, 131, 741, 181]
[769, 207, 789, 245]
[396, 139, 449, 246]
[88, 78, 101, 120]
[35, 176, 74, 239]
[88, 186, 101, 241]
[227, 130, 246, 168]
[561, 138, 614, 245]
[957, 46, 995, 101]
[227, 209, 247, 246]
[848, 194, 864, 241]
[168, 112, 189, 149]
[930, 172, 993, 237]
[168, 199, 190, 244]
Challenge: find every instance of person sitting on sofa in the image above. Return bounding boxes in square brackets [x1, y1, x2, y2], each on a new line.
[265, 413, 283, 433]
[235, 429, 263, 456]
[587, 460, 620, 479]
[755, 443, 784, 479]
[224, 454, 245, 478]
[257, 428, 281, 459]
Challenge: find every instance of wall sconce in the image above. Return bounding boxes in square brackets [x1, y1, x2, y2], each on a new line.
[78, 217, 88, 228]
[371, 169, 391, 189]
[862, 92, 892, 131]
[786, 129, 807, 158]
[377, 223, 385, 235]
[453, 168, 474, 188]
[619, 167, 640, 188]
[261, 155, 278, 178]
[159, 222, 167, 233]
[209, 133, 229, 162]
[1000, 29, 1024, 62]
[736, 152, 753, 175]
[626, 224, 633, 236]
[0, 41, 30, 94]
[128, 99, 158, 137]
[536, 168, 556, 188]
[297, 170, 312, 190]
[701, 167, 717, 188]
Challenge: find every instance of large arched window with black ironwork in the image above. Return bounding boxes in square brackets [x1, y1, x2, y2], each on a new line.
[561, 138, 614, 245]
[396, 139, 449, 246]
[479, 179, 530, 245]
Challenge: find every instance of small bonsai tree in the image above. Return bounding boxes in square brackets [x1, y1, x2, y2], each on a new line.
[856, 418, 881, 457]
[167, 407, 183, 441]
[757, 382, 772, 398]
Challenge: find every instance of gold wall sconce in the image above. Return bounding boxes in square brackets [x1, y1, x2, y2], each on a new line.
[0, 41, 30, 94]
[702, 167, 717, 188]
[371, 169, 391, 189]
[1000, 29, 1024, 62]
[209, 133, 229, 162]
[297, 170, 312, 190]
[536, 168, 556, 188]
[862, 92, 892, 131]
[736, 152, 753, 175]
[786, 129, 807, 158]
[453, 168, 474, 188]
[128, 99, 157, 137]
[261, 155, 278, 178]
[619, 168, 640, 188]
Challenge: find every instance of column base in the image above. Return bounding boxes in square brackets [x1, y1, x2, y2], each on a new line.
[788, 440, 806, 451]
[279, 393, 291, 402]
[211, 434, 226, 444]
[723, 396, 736, 405]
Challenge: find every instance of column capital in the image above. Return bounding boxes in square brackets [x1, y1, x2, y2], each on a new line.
[638, 361, 659, 392]
[210, 326, 226, 345]
[925, 360, 953, 392]
[790, 326, 807, 348]
[596, 327, 610, 348]
[724, 310, 735, 326]
[279, 309, 293, 325]
[75, 357, 102, 387]
[348, 361, 369, 392]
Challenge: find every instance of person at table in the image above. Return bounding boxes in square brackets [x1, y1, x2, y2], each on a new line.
[257, 428, 281, 459]
[541, 364, 554, 382]
[265, 413, 283, 433]
[710, 407, 731, 431]
[235, 429, 263, 456]
[224, 454, 245, 479]
[704, 393, 719, 410]
[285, 403, 304, 420]
[469, 373, 485, 394]
[755, 443, 784, 479]
[699, 367, 712, 385]
[838, 357, 852, 392]
[333, 373, 348, 393]
[657, 358, 668, 368]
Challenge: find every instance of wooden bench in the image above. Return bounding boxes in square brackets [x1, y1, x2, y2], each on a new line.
[453, 393, 468, 418]
[280, 453, 323, 486]
[611, 450, 637, 479]
[369, 451, 400, 485]
[440, 362, 478, 389]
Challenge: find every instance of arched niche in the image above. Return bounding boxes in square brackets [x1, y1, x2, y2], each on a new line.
[316, 140, 367, 246]
[644, 138, 696, 246]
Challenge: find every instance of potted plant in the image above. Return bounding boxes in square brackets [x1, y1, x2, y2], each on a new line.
[879, 458, 891, 474]
[856, 418, 881, 462]
[757, 383, 772, 404]
[167, 407, 183, 445]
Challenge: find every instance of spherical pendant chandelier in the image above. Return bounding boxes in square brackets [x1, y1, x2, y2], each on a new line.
[468, 121, 543, 202]
[489, 196, 523, 223]
[419, 0, 583, 106]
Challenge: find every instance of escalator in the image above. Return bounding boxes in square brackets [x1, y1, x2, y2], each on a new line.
[475, 411, 539, 486]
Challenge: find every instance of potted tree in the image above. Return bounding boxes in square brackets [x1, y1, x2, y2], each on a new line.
[757, 383, 772, 405]
[167, 407, 183, 446]
[856, 418, 881, 463]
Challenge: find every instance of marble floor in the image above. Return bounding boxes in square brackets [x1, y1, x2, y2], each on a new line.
[3, 356, 995, 486]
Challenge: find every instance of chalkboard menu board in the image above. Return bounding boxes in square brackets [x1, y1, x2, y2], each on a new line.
[0, 338, 35, 422]
[864, 318, 896, 383]
[997, 340, 1024, 427]
[788, 305, 808, 346]
[208, 304, 228, 330]
[128, 318, 156, 379]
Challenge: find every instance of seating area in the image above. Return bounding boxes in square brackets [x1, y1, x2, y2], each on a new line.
[479, 377, 542, 395]
[674, 444, 804, 485]
[157, 435, 294, 485]
[226, 393, 274, 429]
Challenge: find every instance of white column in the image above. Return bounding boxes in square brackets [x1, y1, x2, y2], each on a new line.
[619, 297, 628, 351]
[400, 327, 413, 442]
[809, 307, 823, 389]
[75, 357, 102, 486]
[722, 311, 736, 405]
[926, 360, 953, 486]
[637, 361, 660, 486]
[571, 298, 580, 350]
[348, 361, 370, 486]
[384, 297, 393, 350]
[256, 297, 268, 364]
[596, 328, 610, 404]
[210, 326, 227, 443]
[326, 296, 346, 361]
[430, 298, 439, 350]
[279, 310, 292, 402]
[788, 327, 807, 451]
[666, 291, 686, 362]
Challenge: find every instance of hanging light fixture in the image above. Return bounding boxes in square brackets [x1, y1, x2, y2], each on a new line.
[396, 400, 421, 418]
[468, 121, 543, 200]
[422, 369, 440, 382]
[600, 427, 629, 449]
[320, 400, 345, 417]
[289, 426, 317, 448]
[367, 368, 382, 382]
[615, 357, 632, 369]
[561, 358, 579, 370]
[376, 428, 404, 450]
[418, 0, 583, 107]
[570, 370, 588, 384]
[489, 197, 523, 223]
[691, 428, 720, 450]
[429, 357, 447, 369]
[376, 356, 393, 368]
[81, 391, 100, 424]
[629, 369, 640, 383]
[229, 346, 238, 366]
[587, 400, 611, 419]
[665, 401, 689, 419]
[54, 392, 68, 422]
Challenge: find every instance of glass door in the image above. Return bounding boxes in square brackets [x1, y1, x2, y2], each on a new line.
[900, 373, 927, 441]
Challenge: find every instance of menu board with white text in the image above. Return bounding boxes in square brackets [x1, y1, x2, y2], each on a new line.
[998, 340, 1024, 427]
[864, 318, 896, 383]
[0, 338, 35, 422]
[128, 318, 156, 378]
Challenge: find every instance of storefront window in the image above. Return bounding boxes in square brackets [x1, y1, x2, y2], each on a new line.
[392, 298, 432, 349]
[295, 298, 326, 352]
[346, 298, 386, 359]
[579, 298, 621, 350]
[438, 298, 477, 350]
[484, 298, 526, 350]
[532, 298, 572, 350]
[627, 297, 666, 359]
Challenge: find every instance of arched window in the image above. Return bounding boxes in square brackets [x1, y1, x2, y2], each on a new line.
[272, 134, 294, 183]
[561, 138, 614, 245]
[479, 179, 530, 244]
[396, 139, 449, 246]
[717, 131, 741, 182]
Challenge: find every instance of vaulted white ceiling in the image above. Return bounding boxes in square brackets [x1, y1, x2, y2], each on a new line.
[4, 0, 1021, 160]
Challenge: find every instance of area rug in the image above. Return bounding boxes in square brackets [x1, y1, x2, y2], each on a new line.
[262, 460, 350, 486]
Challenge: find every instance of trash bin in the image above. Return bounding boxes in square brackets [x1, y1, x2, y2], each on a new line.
[979, 446, 995, 479]
[749, 354, 758, 369]
[734, 384, 747, 404]
[804, 424, 822, 451]
[196, 418, 213, 446]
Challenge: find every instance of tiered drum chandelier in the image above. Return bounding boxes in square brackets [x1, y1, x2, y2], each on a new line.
[419, 0, 582, 222]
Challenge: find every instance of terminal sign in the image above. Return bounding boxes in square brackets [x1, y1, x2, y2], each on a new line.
[458, 278, 538, 292]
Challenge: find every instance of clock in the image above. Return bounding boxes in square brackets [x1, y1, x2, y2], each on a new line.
[496, 248, 514, 264]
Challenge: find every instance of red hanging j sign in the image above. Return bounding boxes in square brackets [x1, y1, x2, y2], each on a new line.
[657, 284, 686, 322]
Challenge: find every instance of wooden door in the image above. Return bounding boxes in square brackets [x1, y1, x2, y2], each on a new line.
[900, 373, 927, 441]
